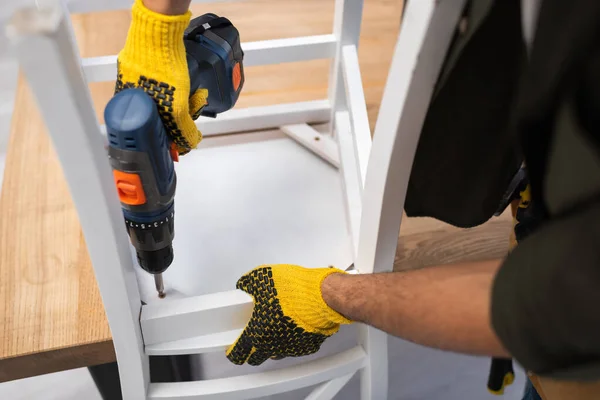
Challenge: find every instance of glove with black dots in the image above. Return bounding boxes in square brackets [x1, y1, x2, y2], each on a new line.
[116, 0, 208, 154]
[226, 264, 352, 366]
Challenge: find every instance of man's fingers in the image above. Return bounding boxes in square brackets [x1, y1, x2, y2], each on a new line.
[247, 350, 271, 366]
[236, 266, 271, 296]
[226, 329, 253, 365]
[235, 271, 259, 295]
[189, 88, 209, 120]
[173, 114, 202, 155]
[235, 274, 251, 295]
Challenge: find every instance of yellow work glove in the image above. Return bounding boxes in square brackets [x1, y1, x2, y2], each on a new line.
[226, 265, 352, 366]
[116, 0, 208, 154]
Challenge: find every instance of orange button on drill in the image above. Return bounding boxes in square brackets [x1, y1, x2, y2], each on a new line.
[232, 62, 242, 92]
[113, 170, 146, 205]
[169, 142, 179, 162]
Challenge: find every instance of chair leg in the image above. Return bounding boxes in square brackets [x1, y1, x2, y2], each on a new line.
[89, 362, 122, 400]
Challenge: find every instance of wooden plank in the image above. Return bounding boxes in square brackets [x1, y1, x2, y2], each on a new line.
[395, 209, 512, 272]
[0, 340, 116, 383]
[0, 77, 113, 382]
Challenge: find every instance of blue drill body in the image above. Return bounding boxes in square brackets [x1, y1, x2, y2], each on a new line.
[106, 89, 176, 277]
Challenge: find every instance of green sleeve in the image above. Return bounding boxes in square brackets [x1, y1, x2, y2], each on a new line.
[491, 200, 600, 380]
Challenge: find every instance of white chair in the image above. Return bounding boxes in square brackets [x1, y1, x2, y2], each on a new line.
[6, 0, 466, 398]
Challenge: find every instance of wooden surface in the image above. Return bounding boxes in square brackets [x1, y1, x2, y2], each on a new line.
[0, 77, 116, 382]
[0, 0, 511, 383]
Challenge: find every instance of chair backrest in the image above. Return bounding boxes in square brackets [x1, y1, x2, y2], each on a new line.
[6, 0, 466, 398]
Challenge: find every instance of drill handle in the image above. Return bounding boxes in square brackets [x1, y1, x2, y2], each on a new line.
[105, 88, 176, 213]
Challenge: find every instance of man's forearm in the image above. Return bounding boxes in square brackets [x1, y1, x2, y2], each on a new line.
[322, 260, 509, 357]
[143, 0, 191, 15]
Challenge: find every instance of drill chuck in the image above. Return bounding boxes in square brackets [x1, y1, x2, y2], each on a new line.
[136, 245, 173, 274]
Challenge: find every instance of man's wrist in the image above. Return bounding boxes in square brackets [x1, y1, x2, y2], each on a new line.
[143, 0, 191, 15]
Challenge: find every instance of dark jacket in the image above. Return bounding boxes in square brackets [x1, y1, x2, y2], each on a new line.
[406, 0, 600, 380]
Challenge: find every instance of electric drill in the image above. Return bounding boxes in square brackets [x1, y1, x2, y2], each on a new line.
[105, 14, 244, 298]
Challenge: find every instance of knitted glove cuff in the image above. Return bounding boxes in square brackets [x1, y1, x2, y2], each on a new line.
[275, 266, 352, 335]
[314, 268, 353, 326]
[120, 0, 191, 78]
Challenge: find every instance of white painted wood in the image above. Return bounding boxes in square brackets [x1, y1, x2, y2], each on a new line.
[195, 100, 330, 136]
[80, 55, 118, 83]
[99, 100, 330, 138]
[133, 133, 352, 303]
[82, 35, 337, 83]
[197, 129, 286, 148]
[234, 34, 336, 67]
[358, 326, 388, 400]
[148, 346, 366, 400]
[341, 45, 371, 188]
[141, 290, 252, 345]
[145, 329, 242, 356]
[358, 0, 466, 278]
[6, 4, 149, 399]
[335, 111, 361, 259]
[99, 122, 287, 145]
[281, 124, 340, 168]
[328, 0, 364, 133]
[304, 372, 355, 400]
[356, 0, 467, 399]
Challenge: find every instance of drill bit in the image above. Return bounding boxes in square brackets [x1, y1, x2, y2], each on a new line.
[154, 273, 166, 298]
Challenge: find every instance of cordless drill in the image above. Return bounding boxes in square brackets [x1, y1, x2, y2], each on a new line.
[106, 14, 244, 298]
[106, 89, 176, 298]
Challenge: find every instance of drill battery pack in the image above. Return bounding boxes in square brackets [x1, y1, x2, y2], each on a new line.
[184, 14, 244, 118]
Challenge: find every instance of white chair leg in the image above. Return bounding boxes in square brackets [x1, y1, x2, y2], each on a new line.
[6, 4, 149, 399]
[329, 0, 364, 134]
[356, 0, 467, 399]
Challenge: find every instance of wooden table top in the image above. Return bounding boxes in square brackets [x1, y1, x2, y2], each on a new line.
[0, 0, 511, 383]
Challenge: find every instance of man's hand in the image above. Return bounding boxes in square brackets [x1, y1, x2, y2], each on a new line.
[117, 0, 207, 154]
[226, 265, 352, 366]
